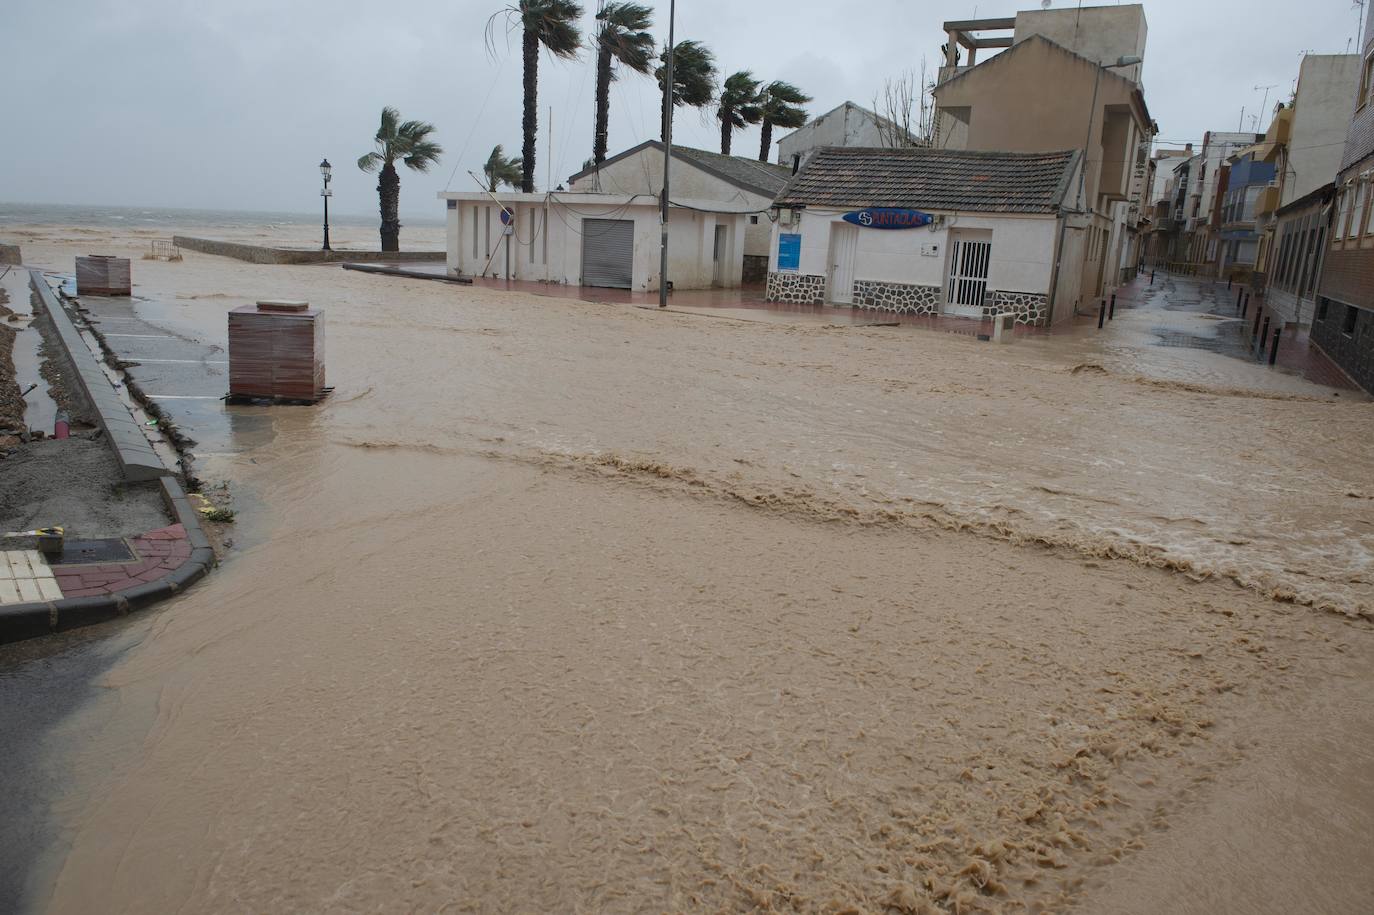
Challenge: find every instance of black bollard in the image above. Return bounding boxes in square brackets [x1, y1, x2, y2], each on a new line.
[1109, 293, 1116, 320]
[1150, 270, 1156, 286]
[1228, 277, 1233, 291]
[1236, 287, 1244, 311]
[1268, 326, 1281, 366]
[1098, 300, 1106, 329]
[1258, 315, 1270, 358]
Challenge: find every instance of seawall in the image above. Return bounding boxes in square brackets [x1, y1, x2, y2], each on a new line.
[172, 236, 444, 265]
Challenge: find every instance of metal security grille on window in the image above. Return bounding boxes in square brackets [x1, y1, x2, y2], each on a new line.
[947, 239, 991, 309]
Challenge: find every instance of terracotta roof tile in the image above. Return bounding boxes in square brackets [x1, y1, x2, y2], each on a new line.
[774, 147, 1081, 213]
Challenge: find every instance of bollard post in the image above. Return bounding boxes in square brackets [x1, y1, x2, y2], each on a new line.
[1258, 315, 1270, 358]
[1109, 293, 1116, 320]
[1268, 326, 1281, 366]
[1150, 270, 1155, 286]
[1098, 300, 1106, 329]
[1236, 287, 1244, 311]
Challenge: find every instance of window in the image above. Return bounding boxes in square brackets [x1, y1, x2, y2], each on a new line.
[1354, 183, 1370, 238]
[1344, 304, 1359, 336]
[1317, 298, 1330, 321]
[1337, 189, 1355, 242]
[750, 215, 760, 224]
[1361, 53, 1374, 108]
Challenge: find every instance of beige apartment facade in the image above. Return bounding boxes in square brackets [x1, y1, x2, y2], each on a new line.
[933, 34, 1153, 308]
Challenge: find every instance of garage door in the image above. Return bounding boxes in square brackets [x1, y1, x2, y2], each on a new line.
[581, 218, 634, 288]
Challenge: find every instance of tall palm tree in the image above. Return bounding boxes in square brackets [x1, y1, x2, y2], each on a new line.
[490, 1, 584, 193]
[655, 40, 717, 142]
[356, 106, 443, 252]
[483, 145, 523, 191]
[757, 80, 812, 163]
[717, 70, 762, 156]
[593, 2, 654, 167]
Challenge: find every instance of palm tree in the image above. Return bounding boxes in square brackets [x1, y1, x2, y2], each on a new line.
[757, 80, 811, 163]
[483, 145, 523, 191]
[655, 40, 717, 142]
[356, 106, 443, 252]
[593, 2, 654, 167]
[717, 71, 762, 156]
[490, 1, 584, 193]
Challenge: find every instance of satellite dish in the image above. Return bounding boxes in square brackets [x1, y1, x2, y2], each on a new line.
[1041, 0, 1052, 7]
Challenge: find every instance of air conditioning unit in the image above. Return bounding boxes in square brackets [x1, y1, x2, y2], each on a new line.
[778, 209, 796, 227]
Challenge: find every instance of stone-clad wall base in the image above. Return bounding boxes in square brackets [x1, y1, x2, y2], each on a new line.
[853, 280, 941, 315]
[988, 290, 1049, 326]
[766, 272, 827, 304]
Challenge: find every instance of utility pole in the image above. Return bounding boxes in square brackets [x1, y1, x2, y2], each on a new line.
[659, 0, 676, 308]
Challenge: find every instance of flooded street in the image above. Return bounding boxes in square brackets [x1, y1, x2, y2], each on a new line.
[3, 223, 1374, 913]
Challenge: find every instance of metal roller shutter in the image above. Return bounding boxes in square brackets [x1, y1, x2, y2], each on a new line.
[581, 218, 634, 288]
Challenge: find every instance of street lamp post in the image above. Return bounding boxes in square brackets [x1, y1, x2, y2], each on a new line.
[659, 0, 676, 308]
[319, 158, 333, 251]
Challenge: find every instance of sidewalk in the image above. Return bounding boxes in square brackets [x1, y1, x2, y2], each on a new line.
[0, 271, 215, 643]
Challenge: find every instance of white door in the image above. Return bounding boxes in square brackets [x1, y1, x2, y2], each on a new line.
[945, 232, 992, 316]
[712, 224, 727, 286]
[828, 223, 859, 304]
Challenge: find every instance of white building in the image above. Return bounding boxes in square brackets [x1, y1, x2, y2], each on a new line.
[774, 102, 910, 173]
[766, 147, 1084, 326]
[440, 191, 747, 291]
[1282, 54, 1360, 208]
[566, 141, 791, 281]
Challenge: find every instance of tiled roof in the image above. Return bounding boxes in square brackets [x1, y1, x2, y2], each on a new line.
[774, 147, 1081, 213]
[567, 141, 793, 197]
[672, 146, 793, 196]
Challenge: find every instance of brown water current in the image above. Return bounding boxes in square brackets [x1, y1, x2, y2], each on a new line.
[5, 224, 1374, 913]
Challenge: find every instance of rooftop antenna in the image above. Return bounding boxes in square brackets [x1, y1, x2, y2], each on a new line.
[1253, 83, 1277, 121]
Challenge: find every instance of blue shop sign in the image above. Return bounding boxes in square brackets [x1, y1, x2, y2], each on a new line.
[842, 208, 933, 230]
[777, 232, 801, 271]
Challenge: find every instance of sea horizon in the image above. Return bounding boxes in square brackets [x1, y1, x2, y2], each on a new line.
[0, 200, 445, 229]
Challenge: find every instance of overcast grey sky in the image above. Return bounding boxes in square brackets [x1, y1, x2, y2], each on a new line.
[0, 0, 1365, 218]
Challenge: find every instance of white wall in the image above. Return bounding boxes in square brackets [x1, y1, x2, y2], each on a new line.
[770, 208, 1059, 295]
[776, 104, 889, 168]
[568, 148, 775, 257]
[443, 193, 744, 291]
[1286, 55, 1360, 206]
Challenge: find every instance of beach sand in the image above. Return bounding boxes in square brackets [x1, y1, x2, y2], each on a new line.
[5, 222, 1374, 913]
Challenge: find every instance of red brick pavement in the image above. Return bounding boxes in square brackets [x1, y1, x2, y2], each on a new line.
[53, 524, 193, 598]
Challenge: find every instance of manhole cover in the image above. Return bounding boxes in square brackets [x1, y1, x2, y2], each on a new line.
[48, 539, 136, 565]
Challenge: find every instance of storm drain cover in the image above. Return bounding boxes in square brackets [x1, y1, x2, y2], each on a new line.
[48, 539, 136, 565]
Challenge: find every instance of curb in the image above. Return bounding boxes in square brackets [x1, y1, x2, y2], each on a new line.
[0, 477, 216, 644]
[28, 269, 171, 482]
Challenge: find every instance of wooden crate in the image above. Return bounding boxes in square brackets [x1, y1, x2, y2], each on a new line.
[228, 301, 326, 402]
[75, 255, 132, 296]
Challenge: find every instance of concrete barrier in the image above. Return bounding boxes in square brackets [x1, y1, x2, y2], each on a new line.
[28, 270, 170, 482]
[172, 236, 445, 265]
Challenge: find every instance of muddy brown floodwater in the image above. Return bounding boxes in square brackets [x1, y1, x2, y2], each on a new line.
[5, 224, 1374, 914]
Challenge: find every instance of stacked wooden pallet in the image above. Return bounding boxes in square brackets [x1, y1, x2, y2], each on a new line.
[75, 255, 132, 296]
[227, 301, 326, 403]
